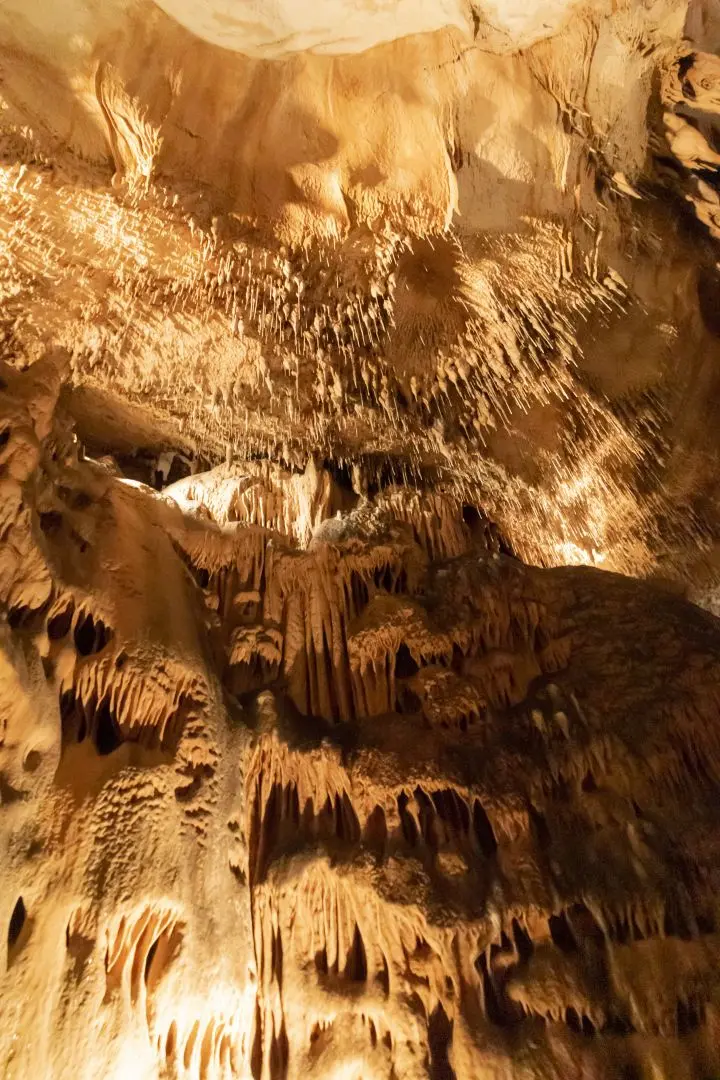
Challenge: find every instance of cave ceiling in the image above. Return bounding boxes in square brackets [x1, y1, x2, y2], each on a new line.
[5, 2, 720, 1079]
[0, 0, 719, 598]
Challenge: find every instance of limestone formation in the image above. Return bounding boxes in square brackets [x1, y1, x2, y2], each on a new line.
[3, 1, 720, 1078]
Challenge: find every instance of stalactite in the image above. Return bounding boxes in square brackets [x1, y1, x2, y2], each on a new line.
[2, 5, 720, 1075]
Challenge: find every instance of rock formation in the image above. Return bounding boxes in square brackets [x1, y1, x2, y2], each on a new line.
[2, 1, 720, 1078]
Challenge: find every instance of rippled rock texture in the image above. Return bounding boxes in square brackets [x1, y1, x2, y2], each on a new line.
[3, 351, 720, 1079]
[3, 1, 720, 1077]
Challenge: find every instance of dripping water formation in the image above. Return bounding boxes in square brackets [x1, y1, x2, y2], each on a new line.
[2, 1, 720, 1078]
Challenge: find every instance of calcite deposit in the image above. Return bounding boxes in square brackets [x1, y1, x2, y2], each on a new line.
[3, 1, 720, 1077]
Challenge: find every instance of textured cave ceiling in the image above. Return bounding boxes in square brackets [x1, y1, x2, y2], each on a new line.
[1, 0, 720, 592]
[4, 1, 720, 1079]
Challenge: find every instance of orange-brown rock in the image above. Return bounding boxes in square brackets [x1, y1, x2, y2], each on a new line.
[3, 351, 720, 1079]
[3, 1, 720, 1077]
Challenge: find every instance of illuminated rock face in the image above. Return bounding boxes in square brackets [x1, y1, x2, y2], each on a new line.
[3, 1, 720, 1078]
[0, 0, 719, 595]
[4, 353, 720, 1080]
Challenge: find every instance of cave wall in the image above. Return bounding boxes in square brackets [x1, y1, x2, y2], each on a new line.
[2, 1, 720, 1077]
[3, 354, 720, 1079]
